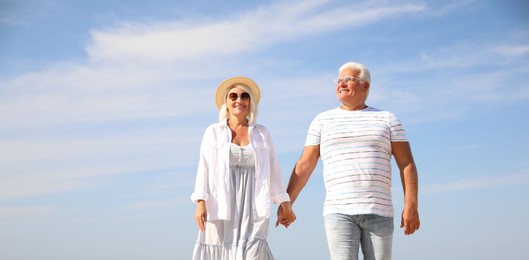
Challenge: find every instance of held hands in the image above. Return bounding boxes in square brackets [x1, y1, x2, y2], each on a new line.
[194, 200, 207, 232]
[196, 200, 296, 231]
[275, 201, 296, 228]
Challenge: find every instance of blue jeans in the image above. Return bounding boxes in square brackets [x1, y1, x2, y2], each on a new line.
[324, 213, 394, 260]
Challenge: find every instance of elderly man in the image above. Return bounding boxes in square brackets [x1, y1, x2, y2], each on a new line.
[283, 61, 420, 260]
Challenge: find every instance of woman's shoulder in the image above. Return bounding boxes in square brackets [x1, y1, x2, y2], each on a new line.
[207, 121, 228, 128]
[251, 123, 273, 138]
[252, 123, 269, 132]
[203, 121, 228, 134]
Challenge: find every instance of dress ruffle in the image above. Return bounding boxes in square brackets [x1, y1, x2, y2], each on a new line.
[192, 237, 274, 260]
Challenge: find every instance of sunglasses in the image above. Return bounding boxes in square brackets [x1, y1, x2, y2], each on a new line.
[228, 92, 250, 101]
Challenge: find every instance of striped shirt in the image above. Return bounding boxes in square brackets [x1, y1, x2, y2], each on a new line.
[305, 107, 408, 217]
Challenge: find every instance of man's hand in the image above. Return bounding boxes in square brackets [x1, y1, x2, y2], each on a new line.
[401, 205, 420, 235]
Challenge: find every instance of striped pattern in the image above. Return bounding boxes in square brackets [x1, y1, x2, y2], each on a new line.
[305, 107, 408, 217]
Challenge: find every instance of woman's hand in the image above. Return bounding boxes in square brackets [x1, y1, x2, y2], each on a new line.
[276, 201, 296, 228]
[194, 200, 207, 232]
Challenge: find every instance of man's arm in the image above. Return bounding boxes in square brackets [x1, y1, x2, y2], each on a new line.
[392, 141, 420, 235]
[287, 145, 320, 204]
[276, 145, 320, 227]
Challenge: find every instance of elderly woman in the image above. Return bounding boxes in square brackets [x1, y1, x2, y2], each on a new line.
[191, 76, 295, 260]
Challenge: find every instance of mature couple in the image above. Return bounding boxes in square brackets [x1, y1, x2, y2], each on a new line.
[190, 61, 420, 260]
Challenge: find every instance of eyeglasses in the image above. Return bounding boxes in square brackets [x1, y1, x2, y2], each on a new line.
[333, 76, 361, 84]
[228, 92, 250, 101]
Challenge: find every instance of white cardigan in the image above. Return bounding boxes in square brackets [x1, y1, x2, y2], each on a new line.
[191, 120, 290, 220]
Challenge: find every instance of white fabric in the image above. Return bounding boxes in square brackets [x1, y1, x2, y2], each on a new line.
[305, 107, 408, 217]
[229, 143, 255, 167]
[192, 143, 275, 260]
[191, 120, 290, 220]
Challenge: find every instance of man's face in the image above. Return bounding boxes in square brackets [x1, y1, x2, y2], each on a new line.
[335, 69, 369, 104]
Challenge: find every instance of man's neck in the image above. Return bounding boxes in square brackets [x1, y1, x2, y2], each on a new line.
[340, 103, 367, 111]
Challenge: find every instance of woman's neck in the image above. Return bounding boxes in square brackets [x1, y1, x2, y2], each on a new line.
[228, 116, 248, 128]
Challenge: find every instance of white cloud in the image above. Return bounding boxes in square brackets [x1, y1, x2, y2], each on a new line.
[426, 0, 481, 17]
[368, 37, 529, 122]
[120, 197, 188, 210]
[86, 0, 425, 63]
[1, 0, 526, 203]
[0, 125, 200, 199]
[0, 176, 97, 200]
[0, 61, 218, 128]
[493, 44, 529, 58]
[423, 172, 529, 195]
[0, 0, 430, 129]
[0, 205, 57, 218]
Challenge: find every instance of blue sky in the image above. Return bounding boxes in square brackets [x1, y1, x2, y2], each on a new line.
[1, 0, 528, 259]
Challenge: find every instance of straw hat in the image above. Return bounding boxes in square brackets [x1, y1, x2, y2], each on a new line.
[215, 76, 261, 109]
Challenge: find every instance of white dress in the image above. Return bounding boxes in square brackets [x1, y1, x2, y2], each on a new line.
[192, 143, 275, 260]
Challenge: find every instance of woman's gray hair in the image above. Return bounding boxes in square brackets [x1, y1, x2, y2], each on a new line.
[339, 61, 371, 100]
[218, 84, 259, 125]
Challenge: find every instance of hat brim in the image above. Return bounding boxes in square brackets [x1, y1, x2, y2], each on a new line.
[215, 76, 261, 109]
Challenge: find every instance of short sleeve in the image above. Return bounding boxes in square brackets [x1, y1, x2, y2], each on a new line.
[305, 114, 322, 146]
[388, 112, 408, 142]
